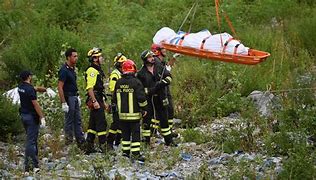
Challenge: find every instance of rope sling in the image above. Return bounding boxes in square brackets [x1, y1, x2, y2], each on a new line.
[160, 0, 270, 65]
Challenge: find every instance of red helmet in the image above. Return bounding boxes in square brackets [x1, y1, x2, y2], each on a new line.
[151, 44, 164, 56]
[122, 59, 137, 74]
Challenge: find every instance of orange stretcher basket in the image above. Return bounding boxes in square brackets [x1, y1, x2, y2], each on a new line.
[161, 0, 271, 65]
[161, 42, 270, 65]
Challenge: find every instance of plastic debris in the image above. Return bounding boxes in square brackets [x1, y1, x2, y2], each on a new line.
[3, 87, 20, 104]
[181, 153, 192, 161]
[46, 88, 57, 98]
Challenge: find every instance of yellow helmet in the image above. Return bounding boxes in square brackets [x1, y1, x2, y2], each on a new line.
[87, 47, 102, 58]
[113, 53, 127, 64]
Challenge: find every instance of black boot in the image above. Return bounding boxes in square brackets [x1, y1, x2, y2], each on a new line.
[107, 133, 116, 146]
[170, 131, 179, 138]
[77, 139, 86, 151]
[165, 135, 177, 147]
[65, 136, 73, 146]
[122, 150, 130, 158]
[131, 152, 145, 162]
[115, 133, 122, 146]
[142, 137, 151, 147]
[84, 142, 97, 155]
[106, 143, 114, 152]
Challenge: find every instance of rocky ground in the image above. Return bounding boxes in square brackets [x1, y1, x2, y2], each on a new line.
[0, 116, 283, 179]
[0, 90, 286, 179]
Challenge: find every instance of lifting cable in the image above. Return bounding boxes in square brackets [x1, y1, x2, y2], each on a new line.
[177, 0, 199, 33]
[248, 87, 316, 97]
[188, 1, 198, 33]
[215, 0, 240, 45]
[215, 0, 223, 47]
[269, 87, 316, 94]
[223, 11, 239, 40]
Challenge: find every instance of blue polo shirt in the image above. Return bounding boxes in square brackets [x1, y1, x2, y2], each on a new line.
[18, 82, 37, 115]
[58, 63, 78, 96]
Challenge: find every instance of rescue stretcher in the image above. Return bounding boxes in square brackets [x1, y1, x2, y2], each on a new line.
[161, 42, 270, 65]
[154, 0, 270, 65]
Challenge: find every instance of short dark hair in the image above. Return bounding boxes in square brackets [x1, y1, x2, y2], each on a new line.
[65, 48, 77, 58]
[20, 70, 33, 81]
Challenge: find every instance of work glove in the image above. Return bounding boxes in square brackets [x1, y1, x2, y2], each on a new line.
[40, 117, 46, 128]
[77, 96, 81, 106]
[155, 79, 169, 90]
[172, 53, 182, 58]
[155, 81, 165, 90]
[62, 102, 69, 113]
[46, 88, 57, 98]
[166, 65, 172, 72]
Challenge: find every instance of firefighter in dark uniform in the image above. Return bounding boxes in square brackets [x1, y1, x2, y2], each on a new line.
[151, 44, 180, 137]
[18, 70, 46, 174]
[137, 50, 175, 146]
[113, 59, 147, 162]
[84, 47, 109, 153]
[107, 53, 127, 149]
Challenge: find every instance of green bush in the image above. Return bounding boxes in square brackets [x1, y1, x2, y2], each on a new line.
[1, 24, 89, 85]
[182, 128, 210, 144]
[33, 0, 99, 31]
[0, 93, 23, 141]
[294, 13, 316, 57]
[172, 59, 255, 126]
[264, 101, 316, 156]
[278, 147, 316, 179]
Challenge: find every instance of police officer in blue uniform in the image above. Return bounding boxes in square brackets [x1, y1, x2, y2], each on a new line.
[18, 70, 46, 174]
[58, 48, 85, 147]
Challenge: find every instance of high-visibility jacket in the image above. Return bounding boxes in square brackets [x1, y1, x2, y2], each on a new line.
[113, 74, 148, 121]
[85, 64, 105, 94]
[108, 69, 122, 94]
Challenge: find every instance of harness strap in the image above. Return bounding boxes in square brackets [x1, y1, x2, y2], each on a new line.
[234, 43, 240, 54]
[222, 38, 234, 53]
[200, 35, 211, 49]
[179, 33, 189, 46]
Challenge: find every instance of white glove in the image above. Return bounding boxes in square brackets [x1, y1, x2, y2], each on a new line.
[46, 88, 57, 98]
[166, 65, 172, 72]
[77, 96, 81, 106]
[172, 53, 182, 58]
[62, 102, 69, 113]
[40, 117, 46, 128]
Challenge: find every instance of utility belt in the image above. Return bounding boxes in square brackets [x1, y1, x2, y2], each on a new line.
[93, 91, 106, 99]
[64, 91, 79, 97]
[85, 91, 106, 110]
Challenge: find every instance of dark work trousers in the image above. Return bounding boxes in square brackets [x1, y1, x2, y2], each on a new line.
[142, 96, 154, 143]
[107, 111, 122, 146]
[64, 96, 85, 144]
[120, 121, 141, 157]
[21, 113, 39, 172]
[152, 95, 172, 144]
[86, 95, 107, 145]
[166, 87, 175, 129]
[143, 95, 172, 144]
